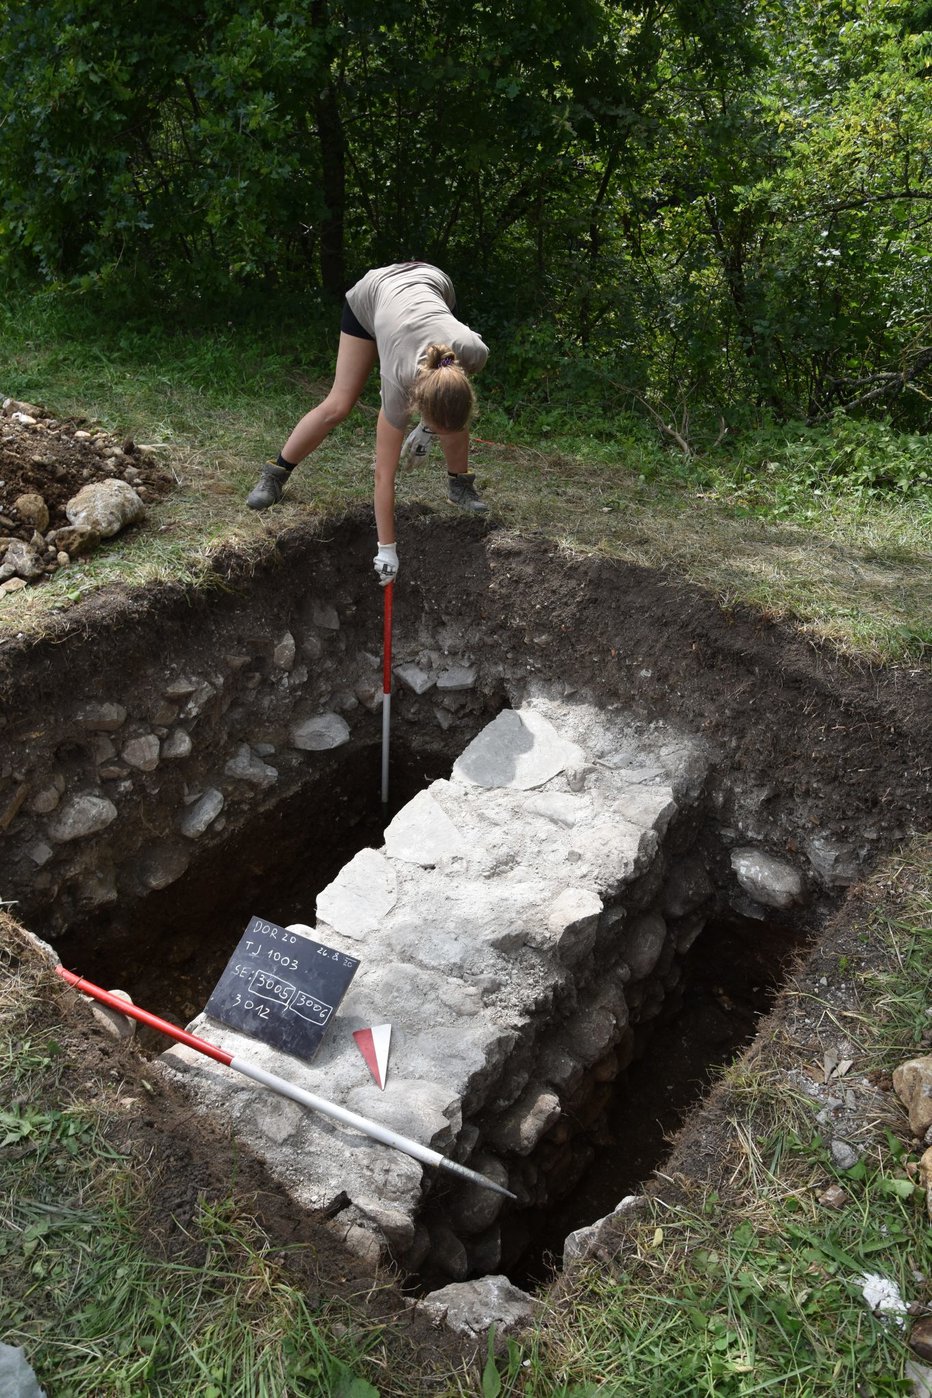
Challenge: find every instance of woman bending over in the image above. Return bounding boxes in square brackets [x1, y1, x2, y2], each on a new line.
[246, 262, 489, 586]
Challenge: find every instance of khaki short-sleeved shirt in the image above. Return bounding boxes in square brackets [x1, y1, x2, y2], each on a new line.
[345, 263, 489, 429]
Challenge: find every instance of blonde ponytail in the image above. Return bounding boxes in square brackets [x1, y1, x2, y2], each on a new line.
[410, 343, 476, 432]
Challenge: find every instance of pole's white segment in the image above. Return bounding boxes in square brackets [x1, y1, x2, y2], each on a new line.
[380, 691, 392, 807]
[230, 1055, 515, 1198]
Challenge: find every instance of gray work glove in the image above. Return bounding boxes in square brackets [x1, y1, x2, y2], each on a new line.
[373, 542, 399, 586]
[400, 421, 434, 468]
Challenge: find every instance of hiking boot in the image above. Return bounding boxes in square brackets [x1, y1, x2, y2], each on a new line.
[247, 463, 290, 510]
[447, 471, 487, 513]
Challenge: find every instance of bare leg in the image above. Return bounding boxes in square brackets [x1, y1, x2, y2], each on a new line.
[282, 333, 378, 463]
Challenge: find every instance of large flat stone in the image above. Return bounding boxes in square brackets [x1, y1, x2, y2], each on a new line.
[384, 790, 466, 866]
[453, 708, 585, 790]
[316, 848, 398, 940]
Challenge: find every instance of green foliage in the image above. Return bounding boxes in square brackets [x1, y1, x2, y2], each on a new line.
[1, 0, 929, 427]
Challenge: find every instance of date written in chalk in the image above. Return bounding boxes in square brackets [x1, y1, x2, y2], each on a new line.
[205, 916, 360, 1061]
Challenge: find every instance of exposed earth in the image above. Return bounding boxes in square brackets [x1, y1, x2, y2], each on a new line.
[0, 397, 177, 588]
[2, 393, 932, 1390]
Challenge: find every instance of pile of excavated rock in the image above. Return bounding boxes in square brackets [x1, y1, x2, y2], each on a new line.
[0, 397, 171, 596]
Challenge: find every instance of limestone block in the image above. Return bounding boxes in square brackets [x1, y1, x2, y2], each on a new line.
[439, 875, 549, 953]
[662, 856, 714, 918]
[487, 1087, 561, 1155]
[25, 777, 64, 815]
[428, 1224, 469, 1281]
[311, 601, 340, 630]
[532, 887, 602, 964]
[562, 1004, 618, 1062]
[0, 538, 44, 580]
[246, 1095, 305, 1145]
[224, 744, 278, 787]
[671, 912, 707, 953]
[291, 713, 350, 750]
[179, 788, 224, 839]
[340, 1225, 384, 1267]
[181, 681, 219, 719]
[418, 1276, 538, 1337]
[394, 663, 434, 694]
[48, 792, 118, 842]
[161, 729, 193, 760]
[805, 834, 860, 887]
[537, 1044, 585, 1095]
[613, 785, 677, 835]
[122, 734, 160, 771]
[316, 848, 398, 940]
[344, 961, 465, 1039]
[26, 840, 54, 866]
[403, 1025, 516, 1107]
[90, 988, 135, 1041]
[346, 1079, 460, 1154]
[384, 790, 466, 866]
[163, 675, 199, 700]
[273, 631, 296, 670]
[136, 842, 190, 890]
[893, 1057, 932, 1136]
[91, 736, 117, 763]
[620, 912, 668, 981]
[66, 478, 145, 536]
[568, 819, 656, 891]
[731, 847, 804, 908]
[73, 702, 127, 732]
[354, 680, 382, 713]
[436, 665, 477, 690]
[447, 1154, 510, 1234]
[49, 524, 101, 557]
[14, 492, 49, 531]
[465, 1224, 502, 1274]
[453, 707, 585, 791]
[75, 867, 118, 909]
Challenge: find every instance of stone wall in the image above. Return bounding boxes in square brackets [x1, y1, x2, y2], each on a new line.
[159, 690, 822, 1284]
[0, 583, 505, 936]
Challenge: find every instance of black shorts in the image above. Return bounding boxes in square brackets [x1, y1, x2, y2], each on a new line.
[340, 300, 375, 341]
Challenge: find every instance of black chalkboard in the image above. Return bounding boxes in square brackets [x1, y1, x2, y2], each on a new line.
[205, 916, 360, 1062]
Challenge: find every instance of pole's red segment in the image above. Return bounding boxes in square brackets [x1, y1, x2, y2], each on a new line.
[55, 966, 233, 1066]
[382, 580, 394, 693]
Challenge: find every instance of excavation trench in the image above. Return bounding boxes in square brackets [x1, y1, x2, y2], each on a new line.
[2, 512, 929, 1302]
[57, 726, 814, 1289]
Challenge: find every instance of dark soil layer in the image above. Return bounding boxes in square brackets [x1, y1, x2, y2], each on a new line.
[3, 506, 930, 849]
[1, 498, 931, 1362]
[1, 397, 176, 543]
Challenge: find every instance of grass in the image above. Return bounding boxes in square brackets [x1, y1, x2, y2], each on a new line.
[0, 945, 389, 1396]
[2, 288, 932, 1394]
[510, 838, 932, 1396]
[4, 850, 931, 1396]
[1, 288, 930, 664]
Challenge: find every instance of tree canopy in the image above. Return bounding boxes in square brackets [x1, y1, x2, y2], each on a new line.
[1, 0, 929, 425]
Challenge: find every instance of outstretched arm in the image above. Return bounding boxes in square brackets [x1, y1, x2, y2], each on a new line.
[374, 410, 406, 544]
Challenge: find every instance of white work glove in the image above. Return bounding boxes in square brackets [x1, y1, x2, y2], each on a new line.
[373, 542, 399, 586]
[400, 421, 434, 468]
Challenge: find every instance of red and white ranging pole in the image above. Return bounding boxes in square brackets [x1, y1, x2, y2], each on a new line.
[56, 965, 514, 1199]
